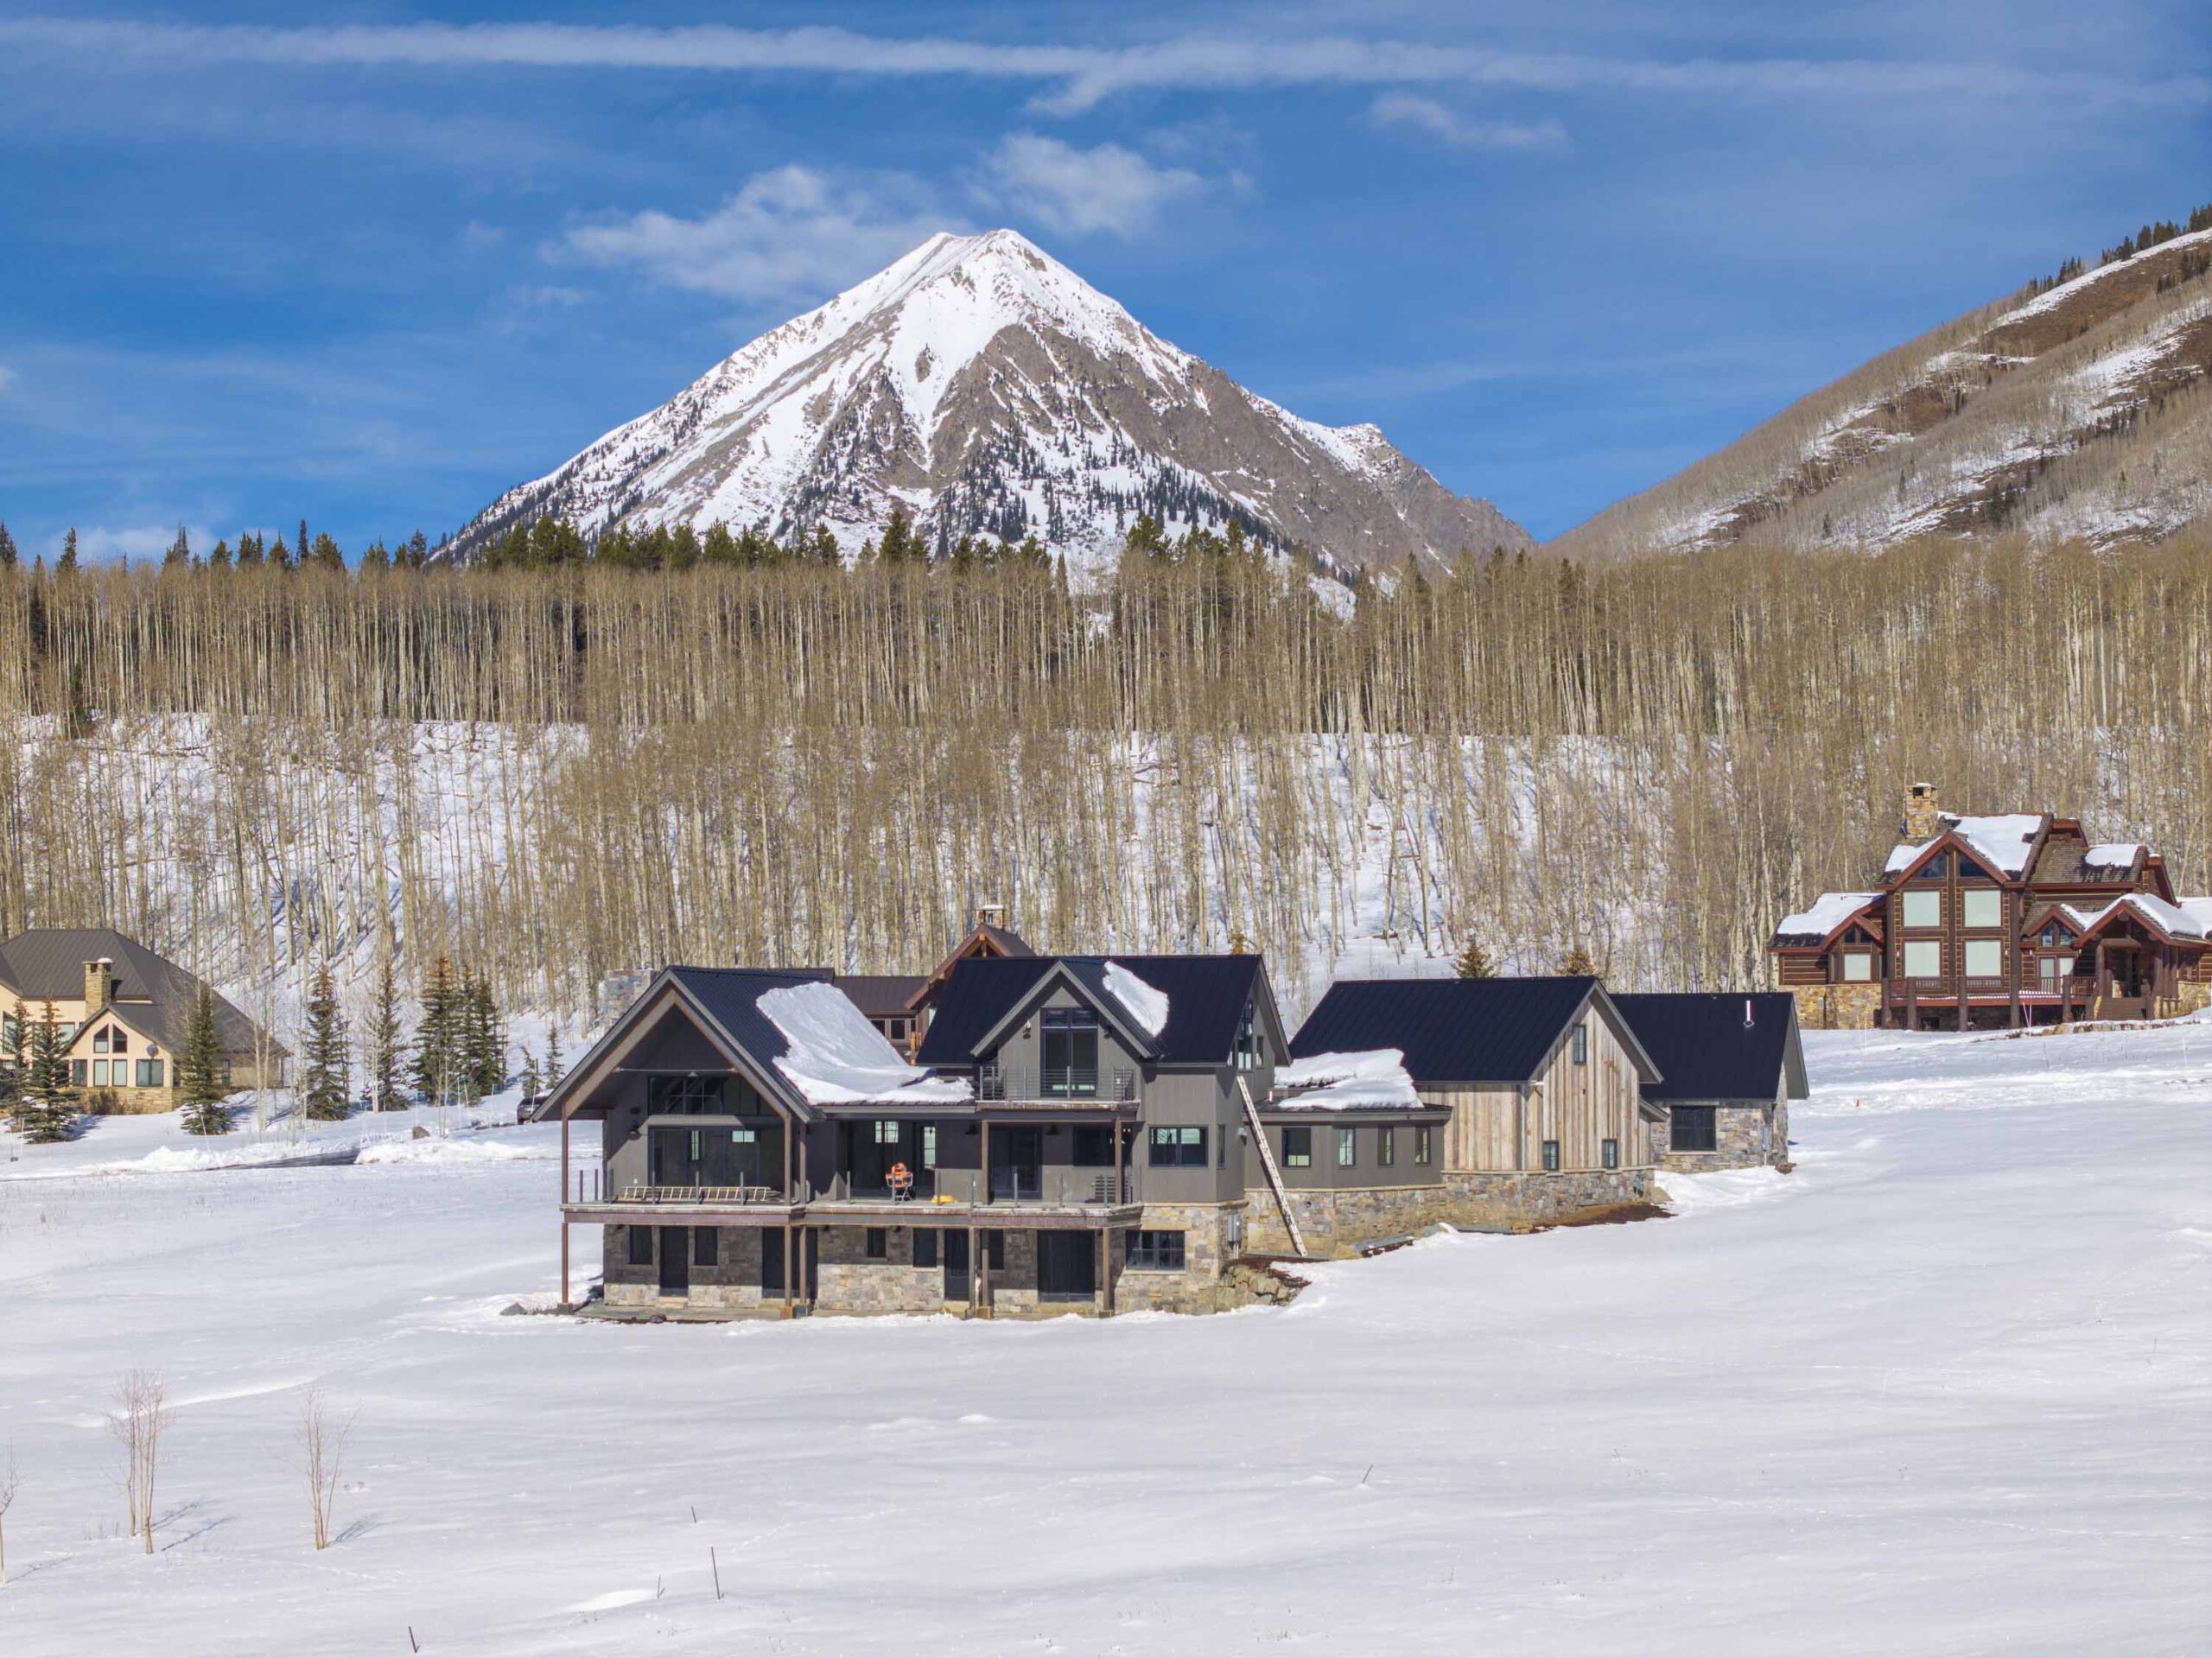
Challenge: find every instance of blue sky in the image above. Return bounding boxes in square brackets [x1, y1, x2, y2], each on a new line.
[1, 3, 2205, 557]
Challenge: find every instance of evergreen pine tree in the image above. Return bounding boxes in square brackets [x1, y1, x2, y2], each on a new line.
[163, 526, 191, 568]
[459, 970, 505, 1102]
[543, 1021, 564, 1091]
[207, 538, 232, 571]
[0, 522, 16, 569]
[411, 954, 456, 1107]
[177, 984, 232, 1134]
[0, 999, 27, 1129]
[17, 999, 80, 1142]
[56, 529, 79, 575]
[1558, 944, 1601, 979]
[367, 955, 404, 1110]
[1453, 939, 1497, 979]
[300, 964, 351, 1121]
[236, 532, 264, 569]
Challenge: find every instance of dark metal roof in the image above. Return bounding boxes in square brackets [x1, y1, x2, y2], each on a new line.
[914, 954, 1265, 1067]
[1611, 993, 1808, 1103]
[0, 928, 277, 1056]
[1288, 975, 1607, 1085]
[832, 974, 928, 1018]
[664, 967, 836, 1109]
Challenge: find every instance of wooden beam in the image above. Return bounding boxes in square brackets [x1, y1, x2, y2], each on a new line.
[560, 1113, 571, 1310]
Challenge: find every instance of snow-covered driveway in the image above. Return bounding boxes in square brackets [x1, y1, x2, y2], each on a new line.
[1, 1022, 2206, 1655]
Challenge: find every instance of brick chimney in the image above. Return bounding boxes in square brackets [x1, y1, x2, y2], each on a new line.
[84, 956, 115, 1011]
[1902, 782, 1942, 842]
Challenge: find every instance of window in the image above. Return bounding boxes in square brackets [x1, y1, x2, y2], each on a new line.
[1602, 1138, 1619, 1170]
[2038, 955, 2074, 993]
[113, 1031, 129, 1054]
[1282, 1126, 1313, 1168]
[1233, 1002, 1262, 1071]
[1840, 951, 1873, 982]
[1336, 1127, 1357, 1167]
[693, 1227, 719, 1267]
[1040, 1007, 1100, 1096]
[864, 1227, 887, 1261]
[1955, 855, 1992, 881]
[913, 1229, 939, 1268]
[137, 1059, 162, 1088]
[1378, 1127, 1395, 1166]
[92, 1026, 110, 1053]
[647, 1075, 725, 1114]
[1672, 1106, 1718, 1153]
[1916, 854, 1948, 880]
[92, 1059, 109, 1086]
[71, 1058, 87, 1086]
[1904, 940, 1942, 980]
[1571, 1025, 1589, 1065]
[2040, 924, 2071, 948]
[627, 1226, 652, 1266]
[1072, 1126, 1114, 1167]
[1127, 1230, 1185, 1271]
[1961, 889, 2002, 929]
[1963, 939, 2003, 978]
[1541, 1139, 1560, 1172]
[873, 1119, 901, 1145]
[1901, 891, 1942, 929]
[1414, 1126, 1432, 1166]
[1149, 1126, 1207, 1167]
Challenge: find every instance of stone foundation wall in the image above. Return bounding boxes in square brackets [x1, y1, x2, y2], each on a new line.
[2159, 981, 2211, 1019]
[1659, 1102, 1789, 1172]
[815, 1224, 950, 1316]
[1112, 1202, 1246, 1313]
[1241, 1185, 1452, 1260]
[1440, 1167, 1653, 1228]
[602, 1223, 792, 1313]
[1790, 981, 1881, 1032]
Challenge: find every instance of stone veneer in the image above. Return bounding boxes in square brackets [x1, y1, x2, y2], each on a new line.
[1439, 1168, 1654, 1228]
[1112, 1202, 1248, 1314]
[1656, 1100, 1789, 1172]
[1789, 981, 1881, 1032]
[1241, 1185, 1451, 1260]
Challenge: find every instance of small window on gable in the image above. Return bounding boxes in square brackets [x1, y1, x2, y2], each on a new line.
[1955, 854, 1992, 881]
[1571, 1026, 1588, 1065]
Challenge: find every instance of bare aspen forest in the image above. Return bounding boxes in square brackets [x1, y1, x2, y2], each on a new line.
[0, 541, 2205, 1032]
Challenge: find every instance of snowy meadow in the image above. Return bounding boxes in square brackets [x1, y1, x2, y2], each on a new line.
[1, 1020, 2207, 1655]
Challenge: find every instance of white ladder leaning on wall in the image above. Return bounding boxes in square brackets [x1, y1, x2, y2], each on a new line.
[1237, 1076, 1308, 1260]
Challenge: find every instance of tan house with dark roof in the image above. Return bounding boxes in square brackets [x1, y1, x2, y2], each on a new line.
[1772, 785, 2212, 1031]
[0, 929, 287, 1112]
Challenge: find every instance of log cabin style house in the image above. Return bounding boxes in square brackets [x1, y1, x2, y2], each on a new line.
[1773, 785, 2212, 1030]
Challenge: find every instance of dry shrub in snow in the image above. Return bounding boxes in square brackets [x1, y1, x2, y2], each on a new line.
[291, 1382, 353, 1550]
[105, 1369, 168, 1555]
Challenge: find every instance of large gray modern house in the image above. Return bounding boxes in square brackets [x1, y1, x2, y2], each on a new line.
[537, 954, 1319, 1318]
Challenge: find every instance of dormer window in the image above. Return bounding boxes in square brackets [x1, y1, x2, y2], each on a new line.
[1916, 854, 1948, 880]
[2040, 924, 2072, 948]
[1955, 855, 1993, 881]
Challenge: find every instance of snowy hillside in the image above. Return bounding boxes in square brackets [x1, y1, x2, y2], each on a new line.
[447, 229, 1530, 573]
[1559, 224, 2212, 556]
[4, 1017, 2207, 1653]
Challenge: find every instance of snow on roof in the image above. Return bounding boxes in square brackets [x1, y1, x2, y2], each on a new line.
[2082, 843, 2144, 868]
[1103, 961, 1170, 1039]
[1272, 1049, 1422, 1110]
[757, 982, 971, 1107]
[1775, 892, 1884, 939]
[1885, 813, 2044, 877]
[2060, 895, 2210, 943]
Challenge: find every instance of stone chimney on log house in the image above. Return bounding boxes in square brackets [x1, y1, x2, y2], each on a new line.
[84, 956, 116, 1011]
[1902, 782, 1942, 842]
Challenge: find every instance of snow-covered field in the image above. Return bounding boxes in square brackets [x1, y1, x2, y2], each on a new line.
[3, 1020, 2207, 1655]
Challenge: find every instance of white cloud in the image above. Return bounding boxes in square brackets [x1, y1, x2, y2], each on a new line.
[69, 523, 209, 562]
[1372, 92, 1567, 153]
[556, 166, 961, 303]
[0, 364, 16, 394]
[979, 134, 1203, 238]
[2, 19, 2196, 116]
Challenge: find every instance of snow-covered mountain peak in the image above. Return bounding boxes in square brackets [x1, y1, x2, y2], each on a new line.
[449, 232, 1530, 571]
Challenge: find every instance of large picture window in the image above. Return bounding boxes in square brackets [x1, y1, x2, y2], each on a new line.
[1904, 940, 1942, 979]
[1281, 1126, 1312, 1168]
[1840, 951, 1873, 982]
[648, 1075, 727, 1115]
[1901, 891, 1942, 929]
[1961, 889, 2003, 929]
[1040, 1007, 1099, 1096]
[1963, 939, 2003, 978]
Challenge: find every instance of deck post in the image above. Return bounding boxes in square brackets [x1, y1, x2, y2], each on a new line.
[559, 1112, 570, 1310]
[1114, 1115, 1125, 1204]
[1098, 1229, 1111, 1318]
[783, 1220, 795, 1318]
